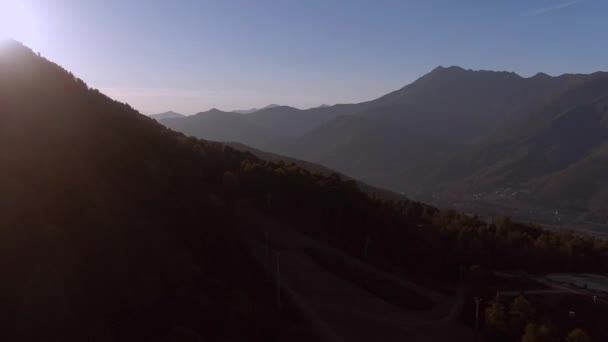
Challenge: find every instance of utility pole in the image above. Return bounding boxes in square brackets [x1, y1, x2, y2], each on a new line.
[363, 235, 371, 259]
[264, 231, 270, 260]
[474, 297, 483, 331]
[276, 251, 281, 310]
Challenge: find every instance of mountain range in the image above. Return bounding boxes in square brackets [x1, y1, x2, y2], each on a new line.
[3, 39, 608, 341]
[161, 66, 608, 232]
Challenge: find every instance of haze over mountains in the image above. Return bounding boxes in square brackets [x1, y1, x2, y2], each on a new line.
[162, 66, 608, 232]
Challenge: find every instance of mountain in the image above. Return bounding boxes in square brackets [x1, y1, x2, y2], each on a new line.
[0, 39, 451, 341]
[232, 103, 280, 114]
[355, 66, 584, 142]
[162, 103, 361, 148]
[0, 40, 288, 341]
[274, 114, 457, 187]
[402, 73, 608, 226]
[3, 39, 608, 341]
[149, 110, 184, 120]
[271, 67, 586, 187]
[277, 68, 608, 231]
[2, 40, 344, 341]
[161, 108, 282, 148]
[157, 65, 608, 230]
[160, 66, 608, 229]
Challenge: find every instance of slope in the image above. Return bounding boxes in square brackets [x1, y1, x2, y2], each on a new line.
[264, 67, 590, 189]
[402, 74, 608, 226]
[0, 40, 312, 341]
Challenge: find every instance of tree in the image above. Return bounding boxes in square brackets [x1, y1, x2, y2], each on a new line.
[521, 323, 558, 342]
[566, 328, 592, 342]
[509, 295, 534, 333]
[485, 302, 508, 335]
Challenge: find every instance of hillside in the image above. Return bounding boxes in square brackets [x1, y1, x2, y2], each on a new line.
[0, 40, 314, 341]
[403, 74, 608, 226]
[228, 141, 406, 201]
[3, 40, 608, 341]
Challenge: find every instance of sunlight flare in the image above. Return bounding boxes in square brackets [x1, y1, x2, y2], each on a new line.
[0, 0, 37, 43]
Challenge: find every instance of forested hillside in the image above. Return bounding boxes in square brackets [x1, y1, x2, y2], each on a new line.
[2, 40, 607, 341]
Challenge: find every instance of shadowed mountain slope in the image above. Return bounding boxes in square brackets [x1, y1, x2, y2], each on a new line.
[402, 74, 608, 223]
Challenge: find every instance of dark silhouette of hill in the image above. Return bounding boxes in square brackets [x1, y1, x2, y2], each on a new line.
[3, 40, 607, 341]
[149, 110, 184, 120]
[0, 40, 315, 341]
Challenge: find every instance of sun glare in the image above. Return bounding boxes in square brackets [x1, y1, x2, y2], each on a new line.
[0, 1, 37, 43]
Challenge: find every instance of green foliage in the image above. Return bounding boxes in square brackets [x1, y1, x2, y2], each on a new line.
[485, 302, 508, 335]
[521, 323, 559, 342]
[509, 295, 534, 334]
[566, 328, 593, 342]
[238, 153, 608, 278]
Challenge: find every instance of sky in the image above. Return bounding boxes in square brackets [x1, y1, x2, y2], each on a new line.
[1, 0, 607, 114]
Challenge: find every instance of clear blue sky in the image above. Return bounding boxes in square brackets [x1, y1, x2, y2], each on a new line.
[2, 0, 607, 114]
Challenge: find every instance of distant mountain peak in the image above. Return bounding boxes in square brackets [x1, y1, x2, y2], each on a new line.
[429, 65, 522, 78]
[150, 111, 184, 121]
[432, 65, 465, 73]
[158, 110, 180, 116]
[532, 72, 551, 79]
[232, 104, 282, 114]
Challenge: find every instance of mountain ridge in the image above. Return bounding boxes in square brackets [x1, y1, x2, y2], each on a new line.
[150, 110, 184, 120]
[159, 63, 608, 231]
